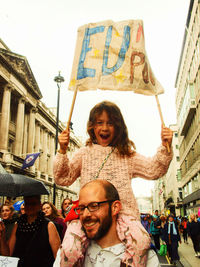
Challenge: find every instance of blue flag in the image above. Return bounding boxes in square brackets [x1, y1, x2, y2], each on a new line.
[22, 152, 40, 169]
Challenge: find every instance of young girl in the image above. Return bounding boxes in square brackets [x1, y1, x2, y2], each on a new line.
[53, 101, 173, 267]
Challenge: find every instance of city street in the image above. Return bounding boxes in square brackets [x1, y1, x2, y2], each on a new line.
[156, 238, 200, 267]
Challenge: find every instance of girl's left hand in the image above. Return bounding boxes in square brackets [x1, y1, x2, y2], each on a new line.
[161, 125, 173, 148]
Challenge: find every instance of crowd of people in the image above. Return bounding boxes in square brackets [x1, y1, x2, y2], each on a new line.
[0, 100, 174, 266]
[0, 196, 73, 266]
[141, 210, 200, 265]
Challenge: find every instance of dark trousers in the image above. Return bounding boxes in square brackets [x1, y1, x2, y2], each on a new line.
[153, 234, 160, 250]
[167, 241, 180, 261]
[183, 229, 188, 242]
[191, 234, 200, 253]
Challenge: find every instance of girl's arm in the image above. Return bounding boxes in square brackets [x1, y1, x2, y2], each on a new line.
[129, 145, 173, 180]
[129, 126, 173, 180]
[53, 148, 83, 186]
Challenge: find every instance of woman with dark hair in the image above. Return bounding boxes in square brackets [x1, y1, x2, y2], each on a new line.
[53, 100, 173, 266]
[0, 196, 60, 267]
[60, 198, 72, 219]
[42, 201, 67, 241]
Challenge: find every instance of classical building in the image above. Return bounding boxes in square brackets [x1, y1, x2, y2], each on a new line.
[175, 0, 200, 215]
[0, 39, 82, 208]
[153, 125, 182, 216]
[136, 196, 153, 214]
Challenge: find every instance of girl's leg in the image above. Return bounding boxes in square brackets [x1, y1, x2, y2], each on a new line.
[117, 214, 151, 267]
[60, 219, 89, 267]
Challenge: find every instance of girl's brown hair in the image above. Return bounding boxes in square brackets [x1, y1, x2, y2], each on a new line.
[86, 101, 135, 156]
[42, 201, 62, 220]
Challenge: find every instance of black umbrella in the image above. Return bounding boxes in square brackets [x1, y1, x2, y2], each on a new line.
[0, 173, 49, 197]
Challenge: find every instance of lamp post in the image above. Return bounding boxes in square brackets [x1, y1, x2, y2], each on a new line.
[53, 71, 64, 205]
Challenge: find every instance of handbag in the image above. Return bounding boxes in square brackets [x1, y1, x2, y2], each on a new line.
[158, 244, 167, 256]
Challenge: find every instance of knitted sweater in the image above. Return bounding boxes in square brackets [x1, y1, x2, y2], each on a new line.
[53, 144, 172, 220]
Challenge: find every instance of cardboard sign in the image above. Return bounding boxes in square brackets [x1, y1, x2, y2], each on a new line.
[69, 20, 164, 95]
[0, 256, 19, 267]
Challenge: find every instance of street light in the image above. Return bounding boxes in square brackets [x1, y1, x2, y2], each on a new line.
[53, 71, 65, 205]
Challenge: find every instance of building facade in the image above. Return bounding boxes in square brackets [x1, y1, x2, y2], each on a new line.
[0, 39, 82, 208]
[153, 125, 181, 216]
[175, 0, 200, 215]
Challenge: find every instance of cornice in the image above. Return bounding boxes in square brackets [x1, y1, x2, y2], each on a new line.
[0, 48, 42, 99]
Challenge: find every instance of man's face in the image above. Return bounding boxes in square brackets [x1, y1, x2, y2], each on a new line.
[79, 184, 113, 240]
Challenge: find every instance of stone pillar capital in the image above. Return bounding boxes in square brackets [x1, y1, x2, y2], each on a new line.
[30, 107, 38, 113]
[4, 84, 14, 92]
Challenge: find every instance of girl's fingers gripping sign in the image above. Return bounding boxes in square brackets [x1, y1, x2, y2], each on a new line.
[58, 129, 70, 154]
[161, 125, 173, 148]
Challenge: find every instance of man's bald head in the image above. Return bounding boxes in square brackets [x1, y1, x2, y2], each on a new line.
[80, 180, 120, 202]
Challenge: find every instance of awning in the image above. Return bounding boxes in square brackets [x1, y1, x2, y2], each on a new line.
[182, 189, 200, 204]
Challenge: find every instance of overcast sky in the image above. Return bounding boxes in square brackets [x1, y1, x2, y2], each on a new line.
[1, 0, 190, 196]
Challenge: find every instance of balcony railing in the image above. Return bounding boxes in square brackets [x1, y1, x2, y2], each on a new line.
[179, 98, 196, 136]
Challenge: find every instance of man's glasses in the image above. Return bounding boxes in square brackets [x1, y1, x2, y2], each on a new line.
[74, 200, 115, 215]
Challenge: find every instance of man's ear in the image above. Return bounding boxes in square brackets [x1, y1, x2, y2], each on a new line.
[111, 200, 122, 216]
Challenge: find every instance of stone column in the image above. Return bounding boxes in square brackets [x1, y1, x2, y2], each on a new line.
[34, 122, 41, 169]
[27, 108, 36, 154]
[22, 114, 28, 156]
[43, 129, 48, 174]
[14, 97, 25, 156]
[40, 128, 47, 173]
[49, 134, 55, 176]
[0, 85, 12, 150]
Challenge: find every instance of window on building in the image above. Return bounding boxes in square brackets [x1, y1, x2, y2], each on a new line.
[175, 144, 179, 149]
[175, 133, 178, 138]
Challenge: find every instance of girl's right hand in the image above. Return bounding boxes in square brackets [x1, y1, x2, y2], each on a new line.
[58, 129, 70, 154]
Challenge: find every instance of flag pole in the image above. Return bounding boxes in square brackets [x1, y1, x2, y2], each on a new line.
[155, 95, 170, 153]
[66, 86, 78, 130]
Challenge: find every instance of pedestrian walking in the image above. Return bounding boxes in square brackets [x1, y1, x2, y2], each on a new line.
[162, 214, 181, 265]
[179, 217, 188, 244]
[150, 215, 161, 251]
[187, 214, 200, 257]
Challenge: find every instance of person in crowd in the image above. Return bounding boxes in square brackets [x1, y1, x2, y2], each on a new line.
[159, 215, 167, 241]
[141, 214, 151, 234]
[162, 214, 181, 265]
[0, 204, 18, 242]
[42, 201, 67, 241]
[187, 214, 200, 257]
[58, 179, 160, 267]
[179, 217, 188, 244]
[150, 215, 161, 251]
[154, 210, 160, 219]
[60, 198, 72, 219]
[54, 100, 173, 267]
[19, 204, 25, 216]
[0, 195, 61, 267]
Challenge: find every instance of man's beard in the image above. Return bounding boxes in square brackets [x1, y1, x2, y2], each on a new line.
[83, 206, 112, 240]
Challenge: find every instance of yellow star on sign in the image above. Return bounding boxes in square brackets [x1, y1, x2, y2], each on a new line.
[114, 70, 126, 84]
[115, 31, 120, 37]
[69, 78, 76, 87]
[93, 49, 101, 58]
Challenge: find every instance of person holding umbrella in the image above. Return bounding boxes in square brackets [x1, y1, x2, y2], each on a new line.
[0, 195, 61, 267]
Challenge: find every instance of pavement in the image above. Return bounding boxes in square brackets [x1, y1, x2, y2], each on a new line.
[157, 238, 200, 267]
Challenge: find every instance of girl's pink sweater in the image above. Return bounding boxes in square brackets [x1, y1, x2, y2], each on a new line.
[53, 144, 172, 220]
